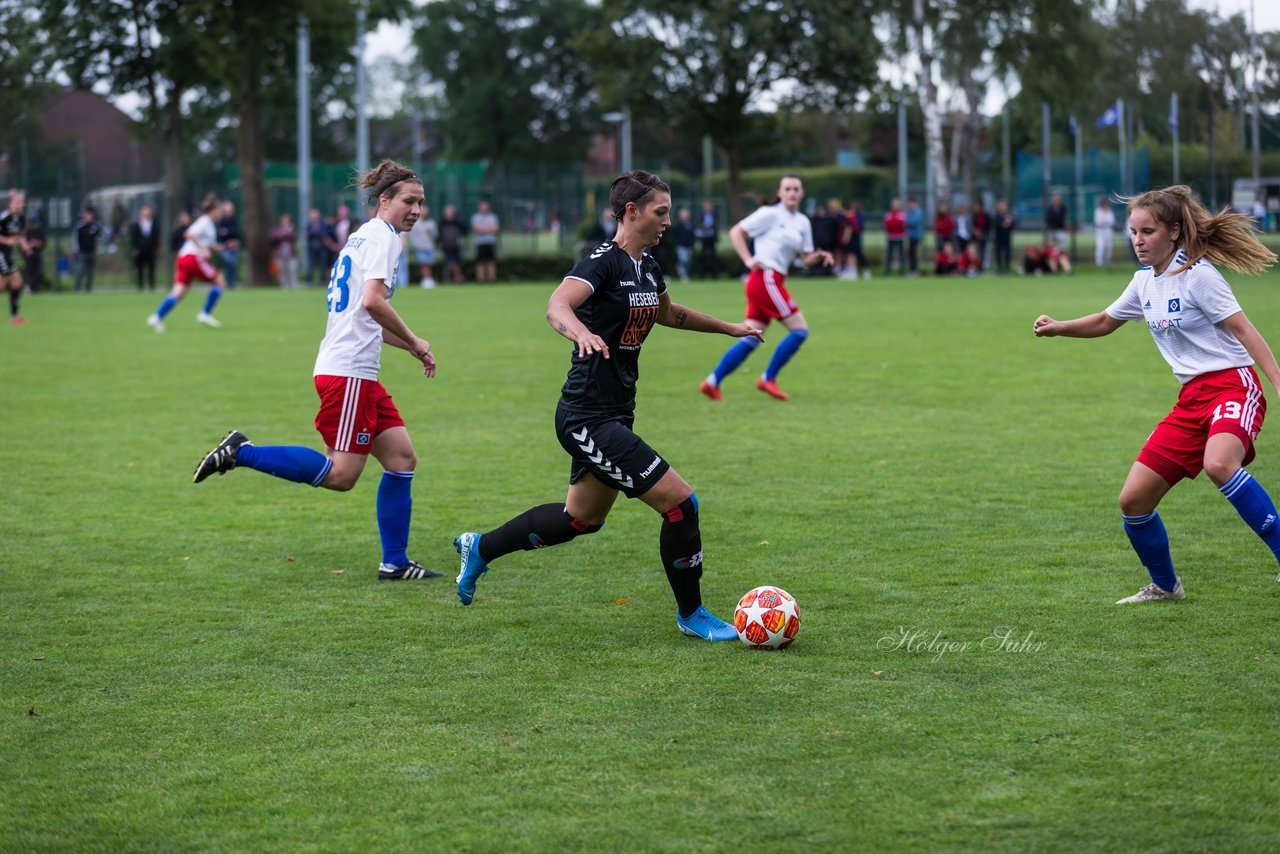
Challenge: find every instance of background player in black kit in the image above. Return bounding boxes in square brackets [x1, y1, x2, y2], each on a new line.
[454, 170, 764, 641]
[0, 190, 28, 324]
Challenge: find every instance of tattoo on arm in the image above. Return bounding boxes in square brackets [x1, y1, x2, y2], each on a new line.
[675, 309, 688, 328]
[556, 321, 568, 333]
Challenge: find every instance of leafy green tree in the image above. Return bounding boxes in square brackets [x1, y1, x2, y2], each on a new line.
[583, 0, 883, 221]
[413, 0, 602, 163]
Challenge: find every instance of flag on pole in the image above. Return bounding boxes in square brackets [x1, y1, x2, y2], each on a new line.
[1096, 99, 1121, 128]
[1169, 93, 1178, 133]
[1068, 115, 1079, 137]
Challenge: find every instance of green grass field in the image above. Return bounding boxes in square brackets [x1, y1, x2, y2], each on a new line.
[5, 270, 1280, 851]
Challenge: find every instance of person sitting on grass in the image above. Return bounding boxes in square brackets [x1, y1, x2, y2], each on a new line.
[934, 242, 959, 276]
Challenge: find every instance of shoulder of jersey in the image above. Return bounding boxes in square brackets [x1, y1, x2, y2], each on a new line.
[588, 241, 613, 260]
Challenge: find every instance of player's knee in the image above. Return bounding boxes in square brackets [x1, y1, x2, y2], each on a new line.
[740, 336, 761, 351]
[570, 516, 605, 535]
[1117, 488, 1156, 517]
[1202, 457, 1238, 487]
[791, 328, 809, 340]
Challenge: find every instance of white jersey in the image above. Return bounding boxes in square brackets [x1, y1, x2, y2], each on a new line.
[736, 204, 814, 273]
[179, 214, 218, 258]
[314, 217, 402, 380]
[1105, 249, 1249, 384]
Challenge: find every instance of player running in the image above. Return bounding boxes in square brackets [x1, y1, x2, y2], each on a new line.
[192, 160, 443, 581]
[453, 170, 763, 640]
[147, 193, 228, 332]
[1034, 185, 1280, 603]
[700, 173, 833, 402]
[0, 190, 28, 324]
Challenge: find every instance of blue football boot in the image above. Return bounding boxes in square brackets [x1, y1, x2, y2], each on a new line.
[676, 605, 738, 641]
[454, 532, 489, 605]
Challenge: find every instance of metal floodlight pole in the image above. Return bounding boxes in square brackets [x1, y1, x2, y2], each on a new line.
[1250, 0, 1261, 182]
[297, 17, 312, 279]
[355, 4, 369, 174]
[898, 95, 908, 203]
[1041, 101, 1050, 243]
[620, 105, 632, 174]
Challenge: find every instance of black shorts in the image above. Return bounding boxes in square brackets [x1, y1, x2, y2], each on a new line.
[0, 251, 16, 277]
[476, 243, 496, 263]
[555, 403, 670, 499]
[444, 246, 461, 264]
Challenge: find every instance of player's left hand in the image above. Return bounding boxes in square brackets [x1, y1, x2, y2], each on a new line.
[733, 323, 765, 342]
[412, 338, 436, 377]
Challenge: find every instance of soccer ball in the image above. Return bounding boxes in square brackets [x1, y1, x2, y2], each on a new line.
[734, 586, 801, 649]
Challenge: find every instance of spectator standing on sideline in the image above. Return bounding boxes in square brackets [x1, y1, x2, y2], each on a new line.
[23, 215, 46, 293]
[1094, 196, 1117, 271]
[129, 203, 160, 291]
[905, 197, 924, 277]
[471, 199, 499, 283]
[971, 201, 989, 269]
[108, 200, 128, 250]
[1045, 194, 1068, 248]
[933, 202, 955, 253]
[334, 204, 352, 248]
[72, 205, 102, 292]
[305, 208, 328, 285]
[954, 204, 971, 253]
[693, 199, 718, 279]
[0, 191, 28, 323]
[1252, 196, 1267, 232]
[883, 198, 906, 276]
[409, 205, 438, 288]
[217, 201, 241, 289]
[994, 200, 1015, 274]
[269, 212, 299, 288]
[840, 201, 869, 280]
[809, 204, 839, 277]
[672, 207, 695, 282]
[438, 204, 467, 284]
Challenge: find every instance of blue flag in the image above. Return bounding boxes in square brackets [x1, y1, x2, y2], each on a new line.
[1169, 93, 1178, 133]
[1097, 99, 1121, 128]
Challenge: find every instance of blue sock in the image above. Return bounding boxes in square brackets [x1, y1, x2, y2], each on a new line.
[155, 295, 178, 319]
[710, 337, 761, 384]
[763, 329, 809, 381]
[377, 471, 414, 568]
[1122, 511, 1178, 591]
[236, 444, 332, 486]
[202, 286, 223, 315]
[1220, 469, 1280, 565]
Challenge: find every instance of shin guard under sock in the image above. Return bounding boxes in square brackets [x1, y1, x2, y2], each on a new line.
[1122, 511, 1178, 591]
[660, 494, 703, 618]
[479, 503, 601, 562]
[377, 471, 414, 567]
[1220, 469, 1280, 566]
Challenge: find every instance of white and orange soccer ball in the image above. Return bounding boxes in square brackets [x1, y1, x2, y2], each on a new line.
[734, 586, 801, 649]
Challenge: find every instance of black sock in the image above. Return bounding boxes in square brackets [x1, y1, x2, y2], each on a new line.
[9, 287, 18, 318]
[660, 496, 703, 618]
[480, 503, 600, 562]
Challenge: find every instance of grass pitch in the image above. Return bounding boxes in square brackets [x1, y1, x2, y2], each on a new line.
[4, 269, 1280, 851]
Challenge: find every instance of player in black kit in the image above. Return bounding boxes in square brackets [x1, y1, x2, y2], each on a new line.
[0, 191, 28, 324]
[454, 171, 764, 641]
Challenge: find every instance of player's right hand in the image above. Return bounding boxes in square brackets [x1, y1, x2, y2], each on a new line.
[576, 333, 609, 360]
[1032, 315, 1058, 337]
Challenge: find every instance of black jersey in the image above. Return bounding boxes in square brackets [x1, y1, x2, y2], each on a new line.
[0, 210, 24, 259]
[559, 241, 667, 413]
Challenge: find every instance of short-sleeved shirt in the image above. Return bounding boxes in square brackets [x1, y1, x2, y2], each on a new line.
[471, 211, 498, 246]
[1105, 249, 1250, 384]
[314, 218, 402, 381]
[0, 210, 24, 260]
[179, 214, 218, 259]
[736, 204, 814, 273]
[559, 241, 666, 414]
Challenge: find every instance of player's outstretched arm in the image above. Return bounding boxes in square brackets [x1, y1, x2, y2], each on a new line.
[657, 293, 765, 342]
[1033, 311, 1124, 339]
[1223, 311, 1280, 393]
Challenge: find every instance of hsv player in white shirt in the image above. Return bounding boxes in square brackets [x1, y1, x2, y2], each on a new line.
[147, 194, 228, 332]
[191, 160, 443, 581]
[699, 174, 833, 402]
[1034, 185, 1280, 603]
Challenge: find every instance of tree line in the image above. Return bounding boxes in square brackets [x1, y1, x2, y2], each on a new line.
[0, 0, 1275, 284]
